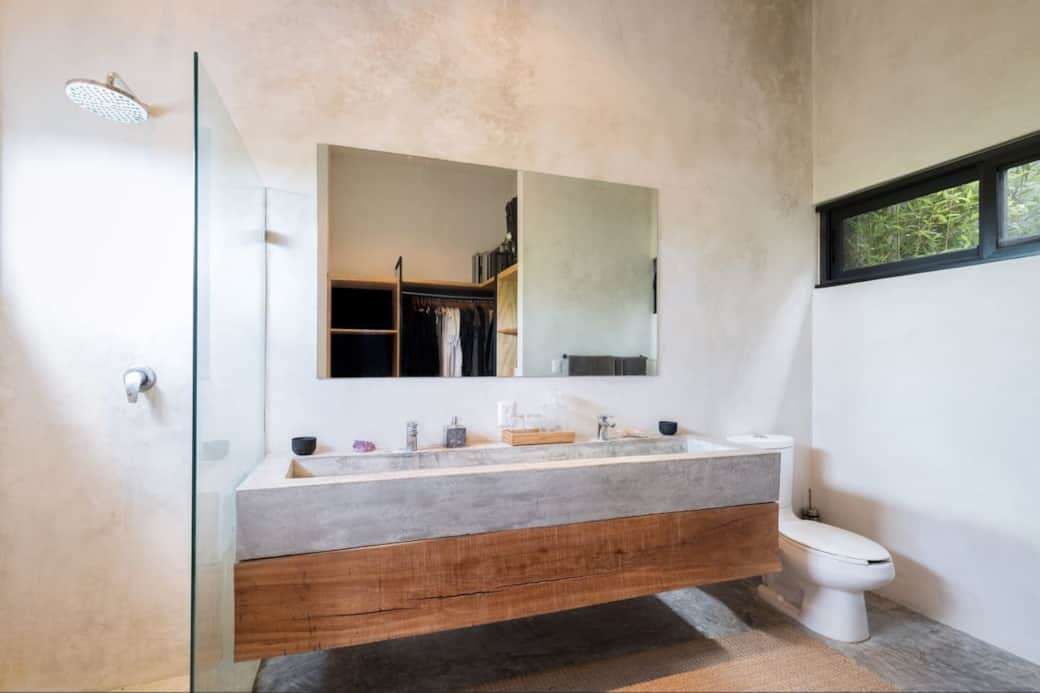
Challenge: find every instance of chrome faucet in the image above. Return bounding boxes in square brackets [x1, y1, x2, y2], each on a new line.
[405, 421, 419, 452]
[596, 415, 615, 441]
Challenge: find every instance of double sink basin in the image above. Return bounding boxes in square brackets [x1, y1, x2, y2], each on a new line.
[236, 436, 780, 561]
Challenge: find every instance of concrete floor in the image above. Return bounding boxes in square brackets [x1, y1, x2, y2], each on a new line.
[254, 579, 1040, 692]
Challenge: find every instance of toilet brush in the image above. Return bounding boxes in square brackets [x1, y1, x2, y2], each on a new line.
[800, 488, 821, 521]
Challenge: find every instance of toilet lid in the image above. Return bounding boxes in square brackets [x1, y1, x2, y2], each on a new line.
[727, 434, 794, 451]
[781, 519, 891, 563]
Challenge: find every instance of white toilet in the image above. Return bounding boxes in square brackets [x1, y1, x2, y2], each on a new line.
[728, 434, 895, 642]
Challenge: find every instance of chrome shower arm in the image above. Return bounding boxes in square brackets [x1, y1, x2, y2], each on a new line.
[106, 72, 135, 96]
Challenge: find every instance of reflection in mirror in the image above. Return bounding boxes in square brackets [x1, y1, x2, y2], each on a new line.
[317, 144, 658, 378]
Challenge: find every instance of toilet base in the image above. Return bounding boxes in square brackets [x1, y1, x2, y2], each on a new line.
[758, 577, 871, 643]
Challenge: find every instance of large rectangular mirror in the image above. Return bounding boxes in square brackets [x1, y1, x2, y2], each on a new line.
[317, 144, 658, 377]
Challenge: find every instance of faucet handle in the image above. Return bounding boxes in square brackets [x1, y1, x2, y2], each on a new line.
[598, 414, 615, 426]
[123, 366, 156, 404]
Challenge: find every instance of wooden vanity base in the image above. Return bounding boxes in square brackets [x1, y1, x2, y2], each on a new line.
[234, 502, 779, 661]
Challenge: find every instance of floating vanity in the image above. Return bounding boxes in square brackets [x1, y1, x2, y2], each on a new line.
[234, 436, 781, 660]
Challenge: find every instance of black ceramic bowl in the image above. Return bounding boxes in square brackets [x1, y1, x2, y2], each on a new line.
[658, 421, 678, 436]
[291, 436, 317, 456]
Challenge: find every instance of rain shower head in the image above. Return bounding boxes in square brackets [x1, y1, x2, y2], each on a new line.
[65, 72, 149, 124]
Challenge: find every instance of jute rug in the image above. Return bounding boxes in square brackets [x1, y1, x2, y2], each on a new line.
[473, 624, 897, 692]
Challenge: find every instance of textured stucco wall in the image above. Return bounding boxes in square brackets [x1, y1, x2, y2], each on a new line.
[0, 2, 197, 690]
[0, 1, 815, 689]
[812, 0, 1040, 665]
[256, 0, 814, 462]
[813, 0, 1040, 203]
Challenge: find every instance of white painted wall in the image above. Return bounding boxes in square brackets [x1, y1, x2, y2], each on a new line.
[327, 146, 516, 282]
[519, 172, 656, 377]
[812, 0, 1040, 665]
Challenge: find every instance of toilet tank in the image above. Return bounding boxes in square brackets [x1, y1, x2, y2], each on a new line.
[727, 434, 795, 511]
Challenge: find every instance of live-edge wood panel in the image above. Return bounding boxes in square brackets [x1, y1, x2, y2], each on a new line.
[235, 503, 779, 660]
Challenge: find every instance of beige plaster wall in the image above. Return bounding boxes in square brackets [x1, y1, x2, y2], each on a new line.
[258, 0, 814, 456]
[0, 2, 197, 689]
[813, 0, 1040, 203]
[1, 0, 815, 689]
[812, 0, 1040, 664]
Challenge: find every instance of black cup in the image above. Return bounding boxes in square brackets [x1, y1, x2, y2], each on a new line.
[658, 421, 678, 436]
[291, 436, 317, 456]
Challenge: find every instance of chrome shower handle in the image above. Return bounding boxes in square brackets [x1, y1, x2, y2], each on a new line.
[123, 366, 156, 403]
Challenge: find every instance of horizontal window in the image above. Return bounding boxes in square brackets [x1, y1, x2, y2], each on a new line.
[1002, 159, 1040, 244]
[842, 180, 979, 270]
[818, 133, 1040, 286]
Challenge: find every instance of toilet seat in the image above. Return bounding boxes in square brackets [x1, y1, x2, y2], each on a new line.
[780, 519, 891, 566]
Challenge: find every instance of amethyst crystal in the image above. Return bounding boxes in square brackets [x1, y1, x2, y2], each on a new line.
[352, 439, 376, 453]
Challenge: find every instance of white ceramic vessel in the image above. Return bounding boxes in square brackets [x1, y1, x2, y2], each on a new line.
[728, 434, 895, 642]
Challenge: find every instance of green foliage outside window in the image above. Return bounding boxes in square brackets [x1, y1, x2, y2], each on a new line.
[842, 181, 979, 270]
[1005, 159, 1040, 241]
[841, 160, 1040, 270]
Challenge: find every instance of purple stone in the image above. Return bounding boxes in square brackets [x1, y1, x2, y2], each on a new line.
[352, 440, 376, 453]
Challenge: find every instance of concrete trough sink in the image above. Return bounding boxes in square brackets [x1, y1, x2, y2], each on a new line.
[236, 436, 779, 561]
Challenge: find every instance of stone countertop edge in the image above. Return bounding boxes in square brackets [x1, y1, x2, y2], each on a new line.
[237, 435, 769, 492]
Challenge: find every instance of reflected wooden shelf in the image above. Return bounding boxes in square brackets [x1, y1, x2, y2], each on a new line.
[406, 278, 489, 290]
[329, 266, 515, 291]
[329, 273, 493, 291]
[331, 328, 398, 335]
[476, 264, 515, 288]
[328, 275, 396, 289]
[495, 265, 518, 376]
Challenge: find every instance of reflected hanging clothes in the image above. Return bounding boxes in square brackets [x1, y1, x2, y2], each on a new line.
[401, 299, 440, 377]
[461, 307, 479, 377]
[468, 307, 482, 377]
[483, 308, 495, 375]
[401, 297, 493, 377]
[437, 307, 463, 377]
[466, 306, 494, 376]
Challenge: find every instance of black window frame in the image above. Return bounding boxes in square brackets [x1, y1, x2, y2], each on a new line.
[818, 132, 1040, 287]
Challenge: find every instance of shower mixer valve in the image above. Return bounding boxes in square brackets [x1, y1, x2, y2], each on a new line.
[123, 366, 156, 403]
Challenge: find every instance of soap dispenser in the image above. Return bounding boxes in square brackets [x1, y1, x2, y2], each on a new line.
[444, 416, 467, 448]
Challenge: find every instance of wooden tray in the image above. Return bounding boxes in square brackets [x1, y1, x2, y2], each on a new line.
[502, 429, 576, 446]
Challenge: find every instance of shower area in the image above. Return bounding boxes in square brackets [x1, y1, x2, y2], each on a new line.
[192, 54, 267, 691]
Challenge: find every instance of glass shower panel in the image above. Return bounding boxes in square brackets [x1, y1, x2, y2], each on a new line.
[192, 54, 266, 691]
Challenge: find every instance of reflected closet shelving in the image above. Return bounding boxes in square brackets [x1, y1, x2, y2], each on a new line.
[327, 261, 517, 377]
[328, 278, 399, 377]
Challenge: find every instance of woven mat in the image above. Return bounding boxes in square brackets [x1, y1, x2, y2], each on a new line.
[473, 624, 897, 692]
